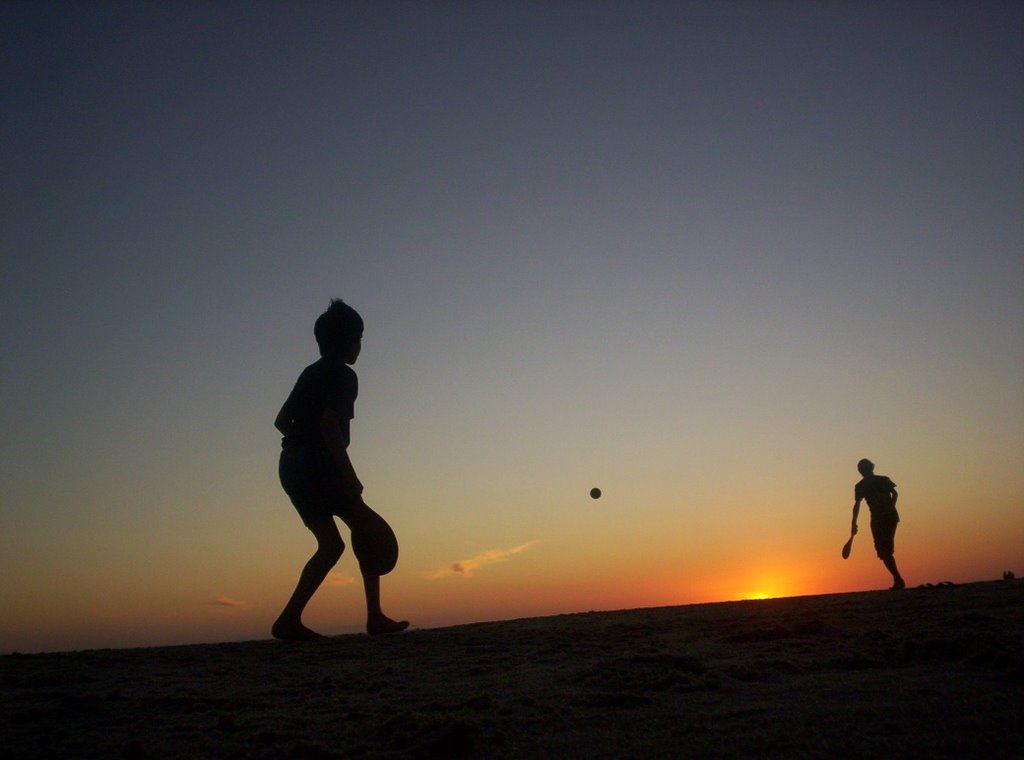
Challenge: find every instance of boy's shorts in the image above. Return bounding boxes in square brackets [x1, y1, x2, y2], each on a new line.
[279, 446, 357, 527]
[870, 516, 898, 559]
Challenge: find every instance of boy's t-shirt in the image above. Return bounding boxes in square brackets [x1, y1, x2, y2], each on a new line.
[855, 474, 899, 522]
[280, 358, 357, 450]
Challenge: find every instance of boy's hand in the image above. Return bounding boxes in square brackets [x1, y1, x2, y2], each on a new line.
[346, 479, 364, 499]
[851, 522, 858, 535]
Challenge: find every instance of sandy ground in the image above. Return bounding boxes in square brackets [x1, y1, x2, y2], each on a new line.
[3, 580, 1022, 759]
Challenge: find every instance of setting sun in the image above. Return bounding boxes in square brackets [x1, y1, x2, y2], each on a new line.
[731, 571, 808, 602]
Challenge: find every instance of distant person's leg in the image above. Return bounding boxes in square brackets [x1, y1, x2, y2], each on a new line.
[873, 519, 904, 589]
[882, 555, 905, 589]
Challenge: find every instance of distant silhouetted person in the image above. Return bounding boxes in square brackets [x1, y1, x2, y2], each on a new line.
[272, 299, 408, 640]
[851, 458, 905, 590]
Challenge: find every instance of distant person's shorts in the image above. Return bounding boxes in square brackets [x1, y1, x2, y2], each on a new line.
[279, 446, 357, 527]
[870, 515, 899, 559]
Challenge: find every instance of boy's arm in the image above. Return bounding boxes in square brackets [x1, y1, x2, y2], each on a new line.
[319, 407, 363, 498]
[851, 498, 861, 534]
[274, 401, 293, 435]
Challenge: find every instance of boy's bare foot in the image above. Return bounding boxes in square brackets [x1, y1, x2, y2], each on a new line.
[889, 578, 906, 590]
[367, 615, 409, 635]
[272, 619, 325, 642]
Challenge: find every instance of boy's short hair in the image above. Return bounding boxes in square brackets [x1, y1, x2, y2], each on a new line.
[857, 458, 875, 475]
[314, 299, 364, 358]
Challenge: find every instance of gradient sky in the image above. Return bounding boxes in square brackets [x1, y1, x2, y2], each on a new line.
[2, 1, 1022, 653]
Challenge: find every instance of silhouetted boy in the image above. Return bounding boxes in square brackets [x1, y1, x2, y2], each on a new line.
[272, 299, 408, 640]
[851, 458, 906, 590]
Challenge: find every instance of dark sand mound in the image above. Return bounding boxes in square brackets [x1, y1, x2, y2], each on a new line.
[4, 580, 1022, 758]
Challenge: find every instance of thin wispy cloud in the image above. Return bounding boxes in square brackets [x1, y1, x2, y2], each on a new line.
[325, 573, 357, 587]
[209, 596, 248, 609]
[426, 541, 542, 580]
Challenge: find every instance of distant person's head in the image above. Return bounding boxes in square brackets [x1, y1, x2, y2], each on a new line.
[857, 458, 875, 476]
[314, 299, 364, 363]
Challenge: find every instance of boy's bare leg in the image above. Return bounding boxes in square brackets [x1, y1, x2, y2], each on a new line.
[362, 574, 409, 635]
[882, 555, 905, 589]
[273, 517, 344, 641]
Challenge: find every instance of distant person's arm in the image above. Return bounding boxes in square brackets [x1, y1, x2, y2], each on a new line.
[320, 407, 363, 499]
